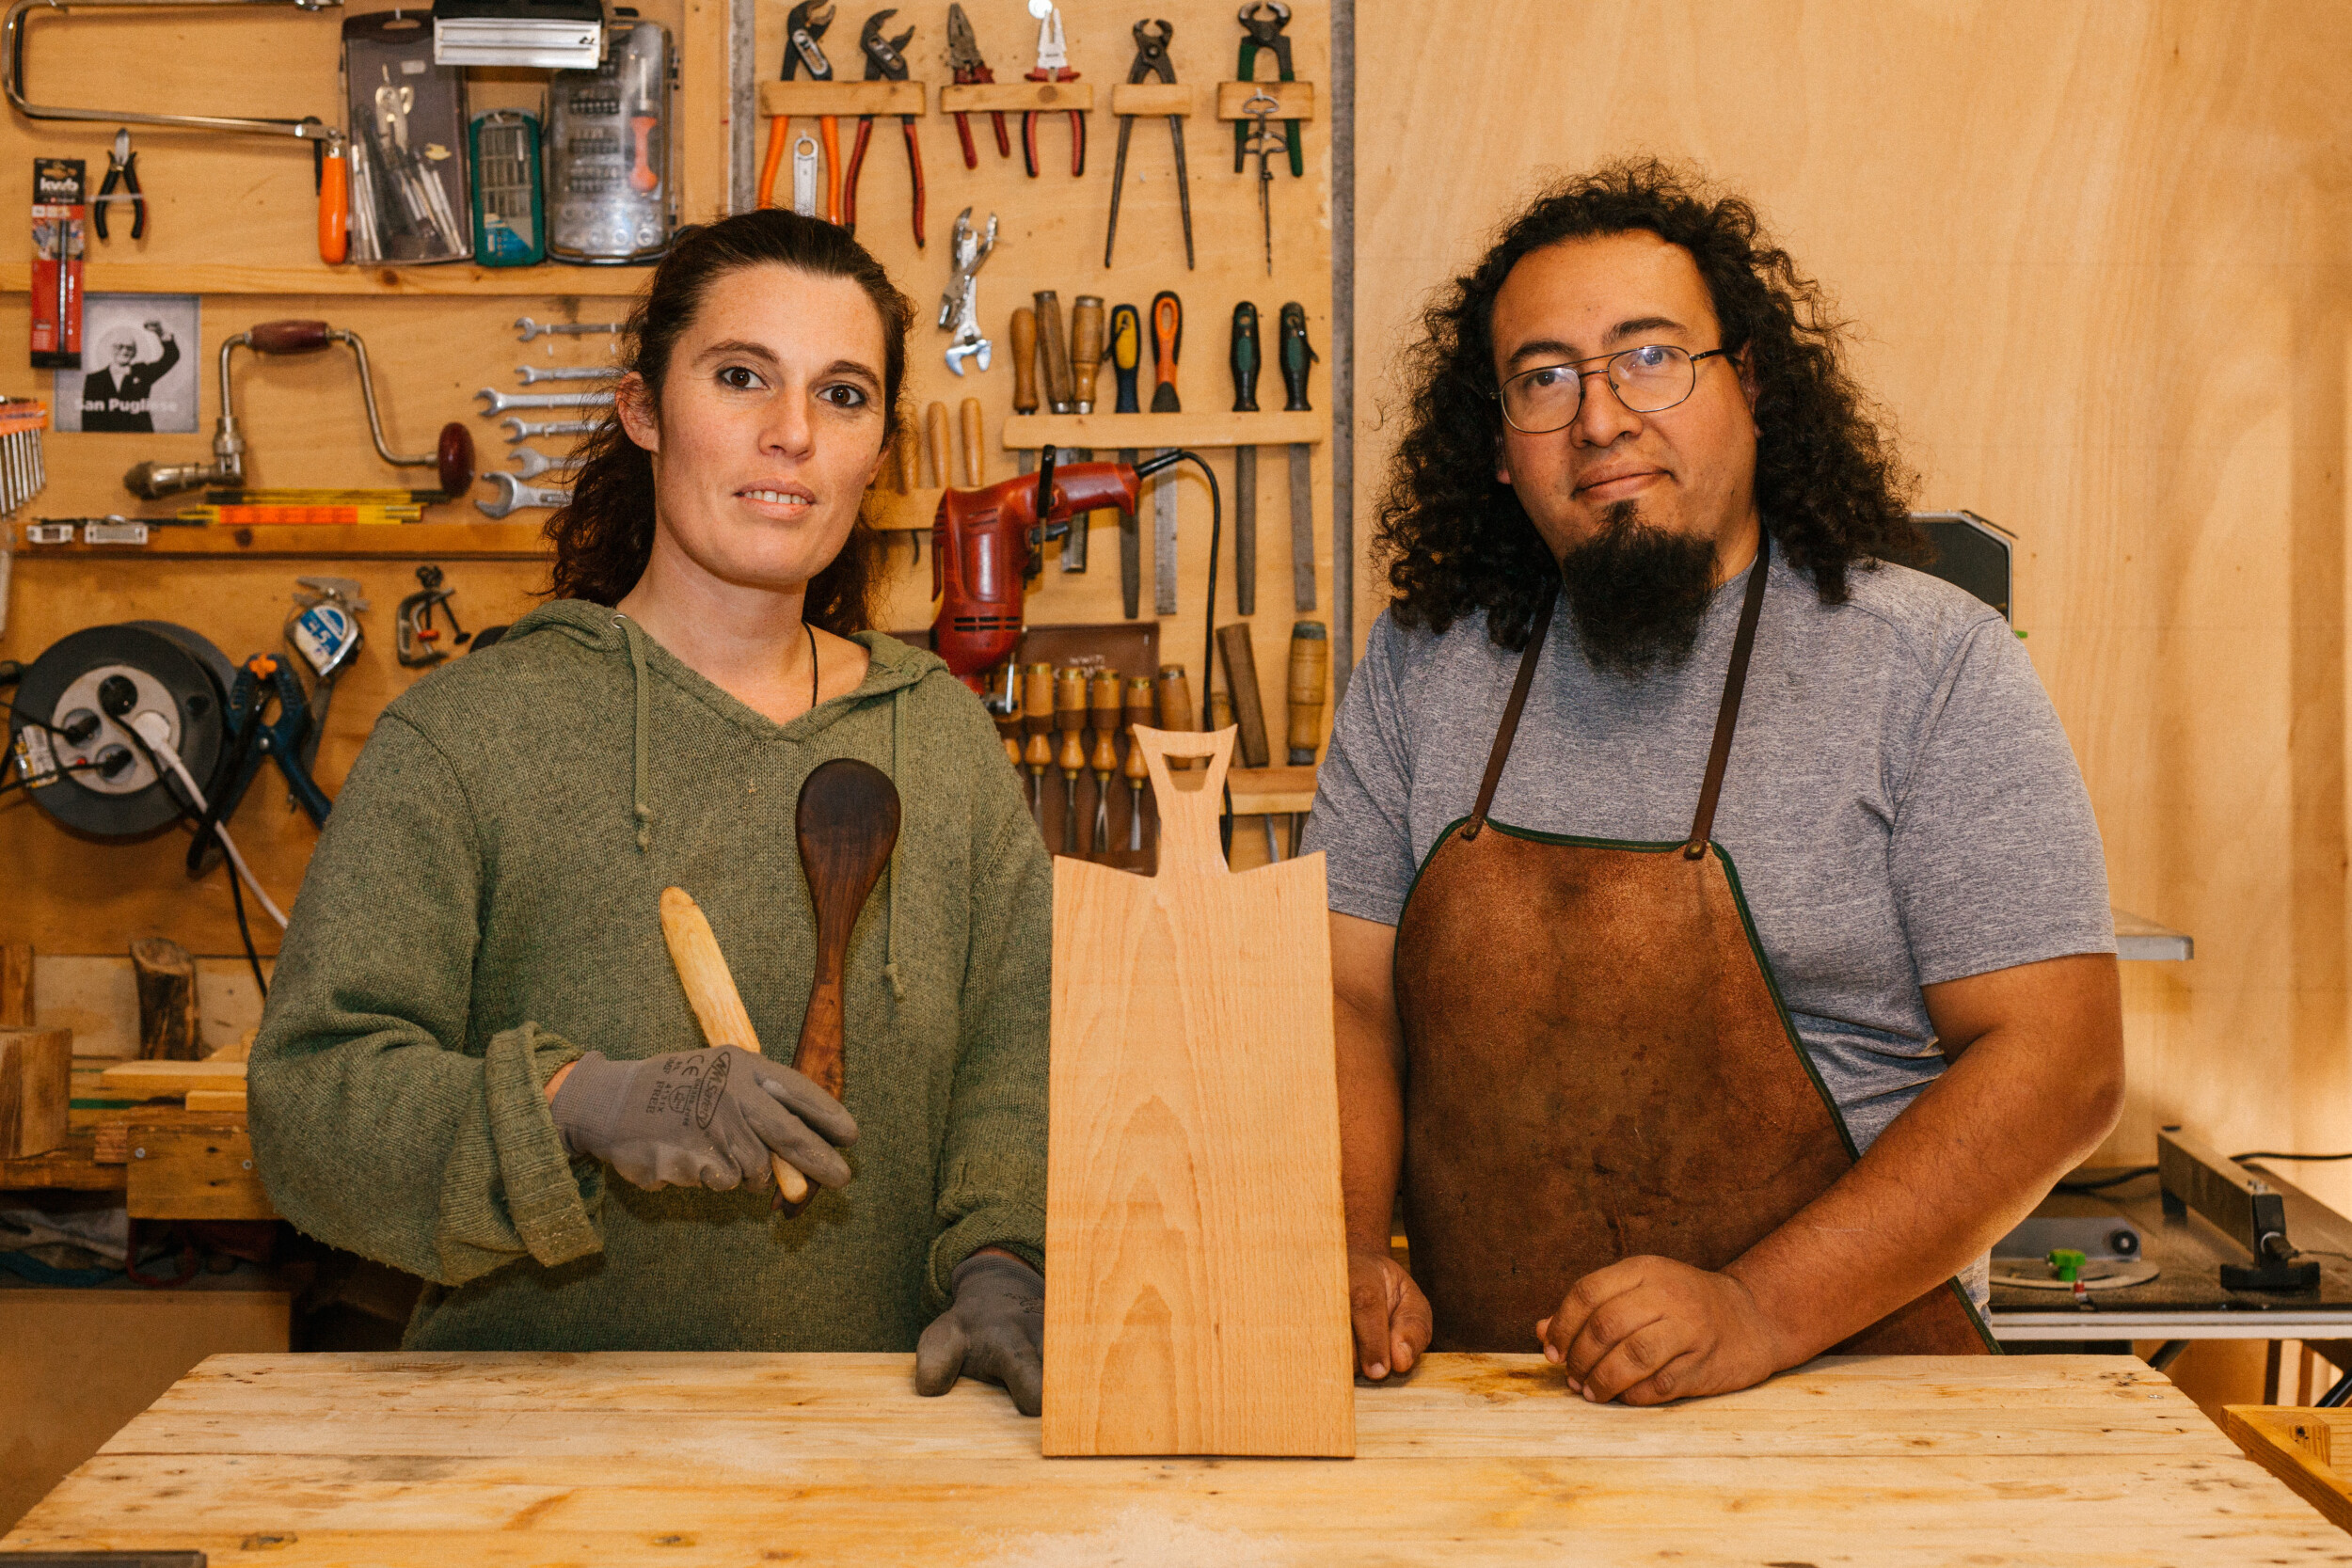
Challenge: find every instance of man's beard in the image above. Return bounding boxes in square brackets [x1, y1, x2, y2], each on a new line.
[1556, 502, 1719, 678]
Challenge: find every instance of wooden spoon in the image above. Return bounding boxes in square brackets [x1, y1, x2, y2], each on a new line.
[792, 758, 902, 1102]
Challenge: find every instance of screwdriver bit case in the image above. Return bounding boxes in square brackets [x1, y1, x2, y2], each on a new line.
[342, 12, 474, 264]
[545, 17, 675, 264]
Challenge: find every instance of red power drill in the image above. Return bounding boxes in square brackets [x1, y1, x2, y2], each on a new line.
[930, 448, 1185, 692]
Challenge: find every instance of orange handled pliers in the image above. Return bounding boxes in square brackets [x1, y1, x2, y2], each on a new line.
[760, 2, 840, 219]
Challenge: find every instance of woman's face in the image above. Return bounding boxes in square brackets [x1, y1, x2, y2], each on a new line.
[619, 262, 891, 594]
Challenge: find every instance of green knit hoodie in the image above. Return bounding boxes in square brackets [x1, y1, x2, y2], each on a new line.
[247, 600, 1051, 1351]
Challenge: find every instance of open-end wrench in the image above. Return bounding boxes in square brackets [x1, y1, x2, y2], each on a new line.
[478, 388, 615, 416]
[501, 416, 603, 443]
[516, 364, 617, 385]
[507, 444, 580, 480]
[478, 471, 573, 517]
[515, 316, 625, 342]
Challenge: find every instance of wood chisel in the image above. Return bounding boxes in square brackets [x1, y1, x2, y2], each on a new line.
[1089, 672, 1121, 856]
[1023, 660, 1056, 829]
[923, 401, 951, 489]
[1217, 623, 1277, 861]
[1011, 305, 1040, 477]
[1036, 289, 1074, 413]
[1123, 675, 1154, 850]
[658, 886, 806, 1204]
[1151, 291, 1184, 615]
[1055, 665, 1088, 854]
[1229, 301, 1262, 616]
[1109, 302, 1144, 618]
[1281, 303, 1320, 611]
[1064, 295, 1104, 574]
[1156, 663, 1196, 770]
[960, 397, 985, 484]
[1285, 620, 1327, 854]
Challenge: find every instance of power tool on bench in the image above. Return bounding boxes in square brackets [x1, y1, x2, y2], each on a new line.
[929, 447, 1188, 696]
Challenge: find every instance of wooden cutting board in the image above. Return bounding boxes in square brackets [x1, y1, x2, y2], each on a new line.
[1043, 724, 1353, 1457]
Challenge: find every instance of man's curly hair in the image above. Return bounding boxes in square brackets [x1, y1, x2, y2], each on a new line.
[1378, 159, 1923, 651]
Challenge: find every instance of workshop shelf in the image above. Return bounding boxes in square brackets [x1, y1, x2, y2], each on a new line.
[0, 262, 654, 298]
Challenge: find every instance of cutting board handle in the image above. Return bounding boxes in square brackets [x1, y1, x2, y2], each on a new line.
[1133, 723, 1235, 877]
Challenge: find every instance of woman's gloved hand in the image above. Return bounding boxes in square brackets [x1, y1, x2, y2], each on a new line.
[550, 1046, 858, 1193]
[915, 1251, 1044, 1416]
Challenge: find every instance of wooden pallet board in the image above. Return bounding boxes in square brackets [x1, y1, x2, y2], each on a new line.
[1042, 725, 1351, 1456]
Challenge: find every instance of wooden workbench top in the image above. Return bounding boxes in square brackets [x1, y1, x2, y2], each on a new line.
[6, 1353, 2343, 1563]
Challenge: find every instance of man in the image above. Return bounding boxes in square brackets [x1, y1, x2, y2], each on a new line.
[79, 320, 180, 432]
[1307, 161, 2122, 1406]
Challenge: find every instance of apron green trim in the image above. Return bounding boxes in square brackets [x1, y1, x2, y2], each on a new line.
[1397, 812, 2002, 1354]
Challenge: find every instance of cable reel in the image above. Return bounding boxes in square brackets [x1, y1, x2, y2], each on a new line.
[6, 621, 234, 837]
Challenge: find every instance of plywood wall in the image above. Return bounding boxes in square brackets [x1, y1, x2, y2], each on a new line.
[1352, 1, 2352, 1194]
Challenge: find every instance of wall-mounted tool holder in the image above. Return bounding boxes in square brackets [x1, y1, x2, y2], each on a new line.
[342, 12, 472, 264]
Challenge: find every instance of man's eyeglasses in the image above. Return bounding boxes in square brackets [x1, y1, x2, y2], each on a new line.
[1494, 343, 1733, 435]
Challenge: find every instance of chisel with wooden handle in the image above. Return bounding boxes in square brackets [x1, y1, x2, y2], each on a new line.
[1012, 306, 1040, 478]
[924, 401, 951, 490]
[659, 886, 808, 1205]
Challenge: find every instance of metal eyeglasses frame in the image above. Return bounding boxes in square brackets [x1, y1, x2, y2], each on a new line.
[1494, 344, 1734, 435]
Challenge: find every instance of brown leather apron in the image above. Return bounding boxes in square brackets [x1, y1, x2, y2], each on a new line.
[1392, 534, 1992, 1355]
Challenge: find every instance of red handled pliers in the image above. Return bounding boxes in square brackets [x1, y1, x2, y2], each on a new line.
[944, 4, 1010, 169]
[844, 8, 924, 247]
[1023, 4, 1084, 178]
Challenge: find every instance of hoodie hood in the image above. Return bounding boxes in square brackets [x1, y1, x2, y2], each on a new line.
[496, 598, 946, 996]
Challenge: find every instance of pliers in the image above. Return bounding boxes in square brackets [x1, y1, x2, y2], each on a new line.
[1234, 2, 1302, 179]
[944, 4, 1009, 169]
[844, 9, 924, 247]
[1105, 19, 1192, 269]
[94, 127, 145, 243]
[761, 3, 839, 220]
[1023, 5, 1084, 179]
[184, 654, 331, 877]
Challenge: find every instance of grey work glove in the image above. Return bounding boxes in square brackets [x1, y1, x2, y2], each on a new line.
[915, 1253, 1045, 1417]
[550, 1046, 857, 1194]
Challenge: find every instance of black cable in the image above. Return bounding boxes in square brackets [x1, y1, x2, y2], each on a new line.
[1161, 448, 1234, 860]
[118, 710, 271, 1003]
[2235, 1151, 2352, 1164]
[2056, 1166, 2158, 1193]
[226, 853, 267, 1003]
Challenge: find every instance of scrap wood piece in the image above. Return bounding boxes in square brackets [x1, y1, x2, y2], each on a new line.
[99, 1059, 248, 1099]
[1, 942, 31, 1027]
[131, 937, 201, 1061]
[0, 1026, 72, 1157]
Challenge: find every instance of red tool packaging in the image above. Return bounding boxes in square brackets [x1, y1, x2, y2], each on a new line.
[30, 158, 86, 370]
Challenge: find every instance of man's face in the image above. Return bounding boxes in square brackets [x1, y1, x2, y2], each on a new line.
[617, 262, 890, 595]
[1490, 231, 1760, 575]
[108, 339, 137, 365]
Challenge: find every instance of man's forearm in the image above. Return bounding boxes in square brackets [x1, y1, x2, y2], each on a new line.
[1337, 996, 1406, 1257]
[1726, 987, 2123, 1357]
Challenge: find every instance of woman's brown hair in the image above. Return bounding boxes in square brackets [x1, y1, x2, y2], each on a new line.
[544, 210, 915, 633]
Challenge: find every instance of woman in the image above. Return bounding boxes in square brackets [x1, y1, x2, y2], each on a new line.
[249, 211, 1050, 1415]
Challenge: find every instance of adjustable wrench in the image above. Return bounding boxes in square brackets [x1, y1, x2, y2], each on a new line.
[477, 471, 572, 517]
[501, 416, 603, 443]
[507, 444, 580, 480]
[516, 364, 616, 385]
[515, 316, 624, 341]
[477, 388, 614, 416]
[938, 206, 998, 375]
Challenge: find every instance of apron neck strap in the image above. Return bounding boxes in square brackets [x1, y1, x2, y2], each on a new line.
[1465, 590, 1557, 841]
[1682, 527, 1772, 860]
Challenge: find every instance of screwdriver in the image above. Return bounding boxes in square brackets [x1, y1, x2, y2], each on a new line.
[1089, 671, 1122, 856]
[1055, 665, 1089, 855]
[1123, 675, 1155, 852]
[1151, 291, 1184, 616]
[1065, 295, 1104, 575]
[1011, 306, 1040, 478]
[1022, 660, 1056, 828]
[1230, 300, 1261, 617]
[1109, 302, 1144, 618]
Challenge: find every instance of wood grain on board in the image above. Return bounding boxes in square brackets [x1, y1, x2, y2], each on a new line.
[1043, 725, 1351, 1456]
[7, 1354, 2344, 1562]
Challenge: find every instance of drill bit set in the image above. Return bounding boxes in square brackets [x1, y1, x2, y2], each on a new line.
[0, 399, 50, 517]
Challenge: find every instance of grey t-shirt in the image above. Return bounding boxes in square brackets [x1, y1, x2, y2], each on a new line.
[1306, 550, 2115, 1159]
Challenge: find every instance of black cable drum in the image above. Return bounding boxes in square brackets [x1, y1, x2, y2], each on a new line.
[8, 622, 234, 838]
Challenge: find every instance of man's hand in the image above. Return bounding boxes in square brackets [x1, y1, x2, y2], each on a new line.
[915, 1251, 1044, 1416]
[144, 319, 171, 342]
[1348, 1250, 1433, 1381]
[549, 1045, 857, 1193]
[1539, 1256, 1788, 1405]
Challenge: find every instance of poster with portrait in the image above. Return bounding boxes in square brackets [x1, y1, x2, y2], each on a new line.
[52, 293, 200, 434]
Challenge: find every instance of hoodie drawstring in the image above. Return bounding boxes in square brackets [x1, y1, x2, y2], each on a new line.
[616, 614, 656, 853]
[882, 684, 905, 1001]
